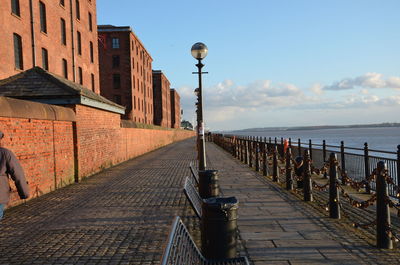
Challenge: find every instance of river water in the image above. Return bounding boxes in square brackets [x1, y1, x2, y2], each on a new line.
[231, 127, 400, 155]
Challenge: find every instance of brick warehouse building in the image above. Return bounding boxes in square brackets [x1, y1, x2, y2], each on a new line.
[152, 70, 171, 128]
[170, 89, 181, 129]
[0, 0, 100, 93]
[98, 25, 153, 124]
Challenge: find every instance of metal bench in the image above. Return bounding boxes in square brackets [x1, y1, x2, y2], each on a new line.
[183, 176, 202, 219]
[189, 162, 200, 184]
[160, 216, 250, 265]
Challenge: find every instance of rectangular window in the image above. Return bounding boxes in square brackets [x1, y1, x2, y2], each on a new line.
[78, 67, 83, 85]
[88, 12, 92, 31]
[91, 74, 95, 91]
[60, 0, 65, 6]
[113, 95, 121, 105]
[75, 0, 80, 20]
[132, 58, 135, 68]
[77, 31, 81, 55]
[113, 74, 120, 89]
[112, 38, 119, 49]
[134, 96, 136, 109]
[39, 2, 47, 33]
[60, 18, 66, 45]
[90, 41, 94, 62]
[13, 33, 23, 70]
[41, 48, 48, 70]
[62, 59, 68, 78]
[112, 55, 120, 68]
[11, 0, 20, 16]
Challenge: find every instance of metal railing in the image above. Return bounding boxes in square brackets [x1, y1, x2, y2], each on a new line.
[160, 216, 250, 265]
[215, 134, 399, 198]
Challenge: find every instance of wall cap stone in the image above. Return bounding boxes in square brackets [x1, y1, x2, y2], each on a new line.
[0, 96, 76, 121]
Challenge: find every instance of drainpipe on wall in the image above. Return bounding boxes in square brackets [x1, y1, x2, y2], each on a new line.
[29, 0, 36, 67]
[69, 0, 76, 82]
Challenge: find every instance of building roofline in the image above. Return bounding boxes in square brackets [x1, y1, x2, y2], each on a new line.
[98, 24, 153, 61]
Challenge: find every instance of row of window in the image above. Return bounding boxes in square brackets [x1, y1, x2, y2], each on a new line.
[111, 37, 151, 69]
[11, 0, 93, 34]
[13, 32, 94, 70]
[112, 55, 151, 81]
[112, 73, 153, 99]
[61, 58, 96, 90]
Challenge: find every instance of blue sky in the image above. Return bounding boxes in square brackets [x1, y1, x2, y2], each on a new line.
[97, 0, 400, 130]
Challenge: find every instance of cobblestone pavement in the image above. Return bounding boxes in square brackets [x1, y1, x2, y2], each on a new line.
[3, 139, 400, 265]
[0, 139, 198, 265]
[206, 142, 400, 265]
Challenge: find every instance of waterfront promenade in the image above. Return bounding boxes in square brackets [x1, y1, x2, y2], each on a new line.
[1, 138, 400, 264]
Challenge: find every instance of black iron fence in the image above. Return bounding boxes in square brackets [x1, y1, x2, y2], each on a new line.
[211, 133, 400, 249]
[213, 134, 399, 198]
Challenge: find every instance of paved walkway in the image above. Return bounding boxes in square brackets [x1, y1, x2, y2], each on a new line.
[1, 138, 400, 264]
[207, 142, 400, 265]
[0, 139, 198, 265]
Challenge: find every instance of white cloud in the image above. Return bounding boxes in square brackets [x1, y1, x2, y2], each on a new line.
[177, 73, 400, 130]
[323, 72, 400, 90]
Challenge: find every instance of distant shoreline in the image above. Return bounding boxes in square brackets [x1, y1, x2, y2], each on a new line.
[230, 123, 400, 133]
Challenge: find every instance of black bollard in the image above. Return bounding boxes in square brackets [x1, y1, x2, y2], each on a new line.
[273, 145, 279, 182]
[201, 197, 239, 259]
[303, 150, 313, 202]
[286, 148, 293, 190]
[198, 170, 220, 199]
[322, 140, 327, 162]
[329, 153, 340, 219]
[376, 161, 393, 249]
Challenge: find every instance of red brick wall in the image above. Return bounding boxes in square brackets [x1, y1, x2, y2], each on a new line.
[0, 117, 75, 205]
[0, 98, 194, 206]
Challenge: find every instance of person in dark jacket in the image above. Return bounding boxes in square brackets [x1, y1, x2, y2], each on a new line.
[0, 131, 30, 220]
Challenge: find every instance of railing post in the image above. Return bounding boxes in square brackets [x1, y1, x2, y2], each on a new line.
[340, 141, 346, 185]
[376, 161, 393, 249]
[323, 140, 327, 162]
[241, 138, 245, 162]
[298, 138, 301, 157]
[249, 137, 253, 168]
[263, 140, 268, 176]
[286, 148, 293, 190]
[329, 153, 340, 219]
[273, 145, 279, 182]
[244, 138, 248, 165]
[255, 138, 260, 172]
[364, 143, 371, 194]
[303, 149, 313, 201]
[309, 139, 313, 161]
[280, 137, 284, 158]
[289, 138, 292, 148]
[397, 145, 400, 204]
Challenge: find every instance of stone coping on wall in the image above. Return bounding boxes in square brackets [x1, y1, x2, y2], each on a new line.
[0, 96, 75, 121]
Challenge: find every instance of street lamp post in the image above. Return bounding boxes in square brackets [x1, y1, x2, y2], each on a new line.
[191, 42, 208, 171]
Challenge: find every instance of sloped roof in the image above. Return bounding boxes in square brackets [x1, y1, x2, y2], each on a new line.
[0, 67, 125, 114]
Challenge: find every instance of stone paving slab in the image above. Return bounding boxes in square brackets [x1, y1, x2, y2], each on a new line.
[206, 142, 400, 265]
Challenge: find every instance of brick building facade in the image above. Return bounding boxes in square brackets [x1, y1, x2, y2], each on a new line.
[98, 25, 153, 124]
[170, 89, 181, 129]
[152, 70, 171, 128]
[0, 0, 100, 93]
